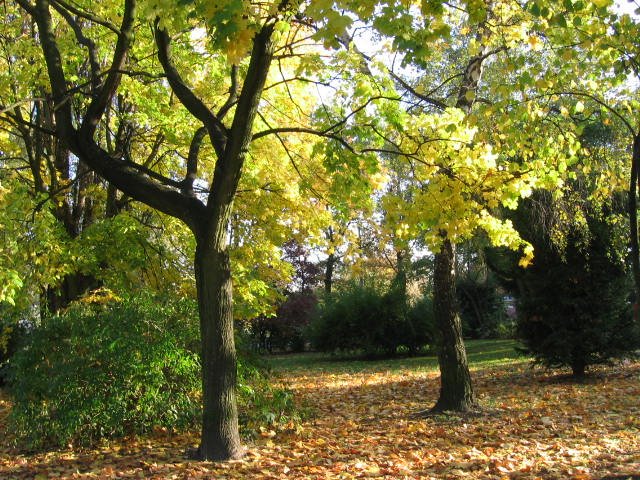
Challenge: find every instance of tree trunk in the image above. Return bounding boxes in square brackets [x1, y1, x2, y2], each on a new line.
[628, 133, 640, 313]
[394, 249, 408, 295]
[194, 234, 243, 461]
[324, 226, 336, 294]
[43, 272, 100, 313]
[425, 41, 486, 413]
[571, 359, 586, 378]
[324, 252, 336, 294]
[432, 238, 476, 412]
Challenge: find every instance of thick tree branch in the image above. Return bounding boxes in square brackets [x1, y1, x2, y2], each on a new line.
[154, 24, 227, 158]
[217, 65, 239, 120]
[120, 158, 182, 189]
[209, 22, 277, 210]
[13, 0, 35, 14]
[27, 0, 206, 229]
[30, 0, 75, 140]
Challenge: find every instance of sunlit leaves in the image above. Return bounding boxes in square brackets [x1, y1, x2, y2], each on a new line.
[0, 270, 22, 306]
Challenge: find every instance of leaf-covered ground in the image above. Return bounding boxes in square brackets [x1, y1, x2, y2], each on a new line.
[1, 344, 639, 479]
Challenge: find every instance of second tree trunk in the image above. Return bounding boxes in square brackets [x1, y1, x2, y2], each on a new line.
[432, 238, 476, 412]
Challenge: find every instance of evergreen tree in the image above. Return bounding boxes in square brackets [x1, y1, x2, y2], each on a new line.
[514, 193, 639, 377]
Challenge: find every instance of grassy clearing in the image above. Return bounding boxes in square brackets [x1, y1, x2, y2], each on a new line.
[265, 339, 528, 375]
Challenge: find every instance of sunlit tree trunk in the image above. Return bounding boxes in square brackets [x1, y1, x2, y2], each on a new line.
[430, 40, 489, 412]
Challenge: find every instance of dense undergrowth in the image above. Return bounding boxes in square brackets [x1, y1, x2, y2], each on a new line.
[5, 294, 297, 451]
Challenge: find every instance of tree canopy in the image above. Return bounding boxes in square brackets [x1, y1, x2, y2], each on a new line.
[1, 0, 638, 462]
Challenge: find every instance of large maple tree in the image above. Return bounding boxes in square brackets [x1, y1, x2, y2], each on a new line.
[1, 0, 394, 461]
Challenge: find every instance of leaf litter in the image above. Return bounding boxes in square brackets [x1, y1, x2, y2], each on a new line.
[1, 360, 639, 479]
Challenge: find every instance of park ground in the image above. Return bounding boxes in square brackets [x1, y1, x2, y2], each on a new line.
[0, 340, 639, 479]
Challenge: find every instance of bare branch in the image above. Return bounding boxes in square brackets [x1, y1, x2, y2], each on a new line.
[264, 76, 334, 92]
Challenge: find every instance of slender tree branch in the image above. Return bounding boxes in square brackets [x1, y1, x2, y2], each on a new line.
[550, 90, 636, 137]
[263, 76, 334, 92]
[119, 158, 183, 189]
[51, 1, 101, 89]
[389, 70, 450, 111]
[50, 0, 119, 33]
[322, 95, 401, 134]
[217, 65, 239, 120]
[80, 0, 135, 138]
[0, 98, 47, 116]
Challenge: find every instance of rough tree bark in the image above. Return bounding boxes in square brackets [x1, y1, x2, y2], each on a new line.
[432, 238, 475, 411]
[194, 229, 243, 460]
[324, 227, 336, 294]
[628, 133, 640, 315]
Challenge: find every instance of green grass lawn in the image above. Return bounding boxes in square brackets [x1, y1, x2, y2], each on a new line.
[264, 339, 528, 375]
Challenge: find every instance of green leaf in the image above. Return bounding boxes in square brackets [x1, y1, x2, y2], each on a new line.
[552, 13, 568, 27]
[529, 2, 541, 17]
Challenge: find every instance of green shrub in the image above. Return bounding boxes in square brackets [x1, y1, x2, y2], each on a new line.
[405, 294, 436, 352]
[309, 283, 434, 357]
[7, 294, 300, 451]
[7, 295, 201, 450]
[235, 335, 301, 436]
[250, 291, 318, 353]
[456, 276, 504, 339]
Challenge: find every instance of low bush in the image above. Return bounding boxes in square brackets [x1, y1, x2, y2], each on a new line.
[405, 294, 436, 352]
[309, 283, 435, 357]
[7, 294, 299, 451]
[7, 295, 201, 450]
[456, 276, 509, 339]
[250, 291, 318, 353]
